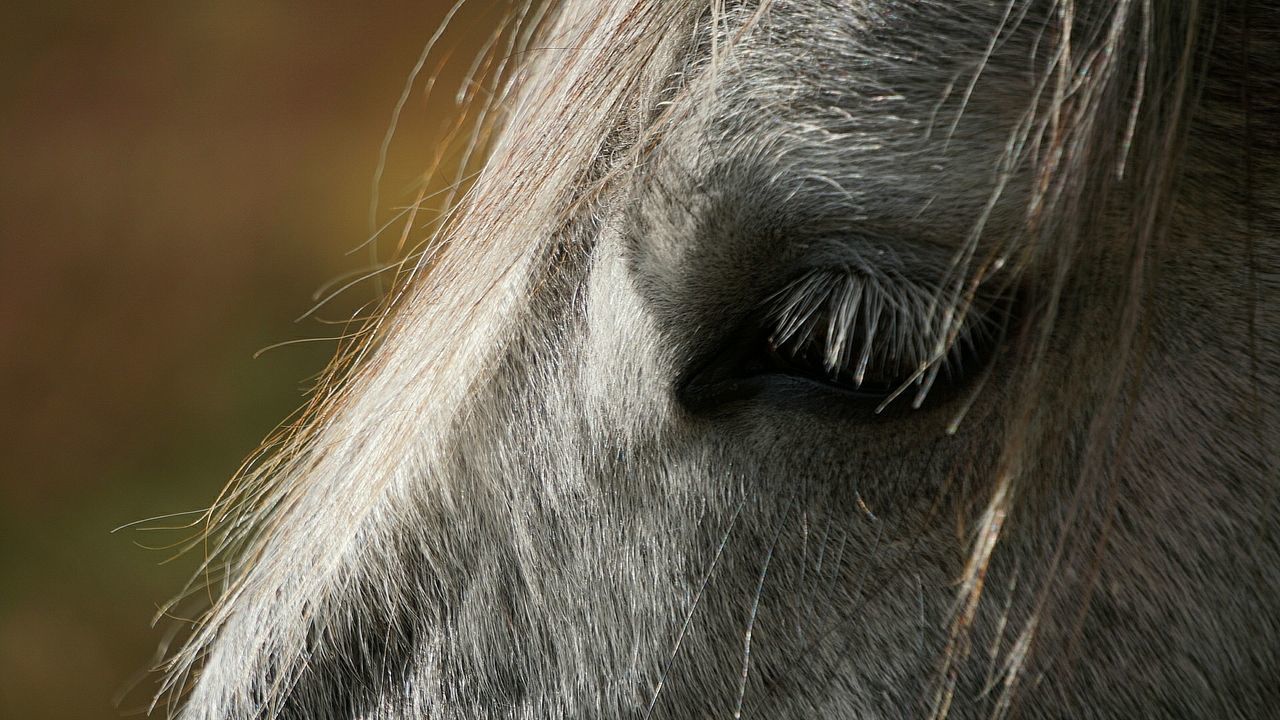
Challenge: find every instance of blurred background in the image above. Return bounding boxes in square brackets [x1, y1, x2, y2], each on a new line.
[0, 2, 501, 717]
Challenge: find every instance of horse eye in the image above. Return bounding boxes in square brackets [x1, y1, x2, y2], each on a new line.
[762, 320, 921, 399]
[679, 270, 1011, 415]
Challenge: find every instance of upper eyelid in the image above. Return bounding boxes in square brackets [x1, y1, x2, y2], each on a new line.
[763, 269, 951, 357]
[760, 263, 1010, 382]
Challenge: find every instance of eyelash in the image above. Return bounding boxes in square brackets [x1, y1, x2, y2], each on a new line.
[760, 268, 1001, 406]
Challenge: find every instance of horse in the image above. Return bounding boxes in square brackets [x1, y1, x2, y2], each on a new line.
[156, 1, 1278, 717]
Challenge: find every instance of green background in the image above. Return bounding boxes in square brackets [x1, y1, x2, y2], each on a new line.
[0, 2, 495, 717]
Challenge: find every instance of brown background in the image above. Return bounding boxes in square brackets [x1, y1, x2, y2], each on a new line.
[0, 2, 497, 717]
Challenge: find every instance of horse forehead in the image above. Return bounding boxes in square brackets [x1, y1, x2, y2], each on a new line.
[702, 3, 1035, 211]
[633, 7, 1034, 281]
[738, 0, 1033, 76]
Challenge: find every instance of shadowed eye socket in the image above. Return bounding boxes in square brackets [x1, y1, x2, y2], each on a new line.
[679, 267, 1015, 417]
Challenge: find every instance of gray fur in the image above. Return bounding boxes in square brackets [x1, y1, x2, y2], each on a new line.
[160, 1, 1279, 718]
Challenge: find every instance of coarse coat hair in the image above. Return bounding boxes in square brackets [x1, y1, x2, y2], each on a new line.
[154, 1, 1278, 718]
